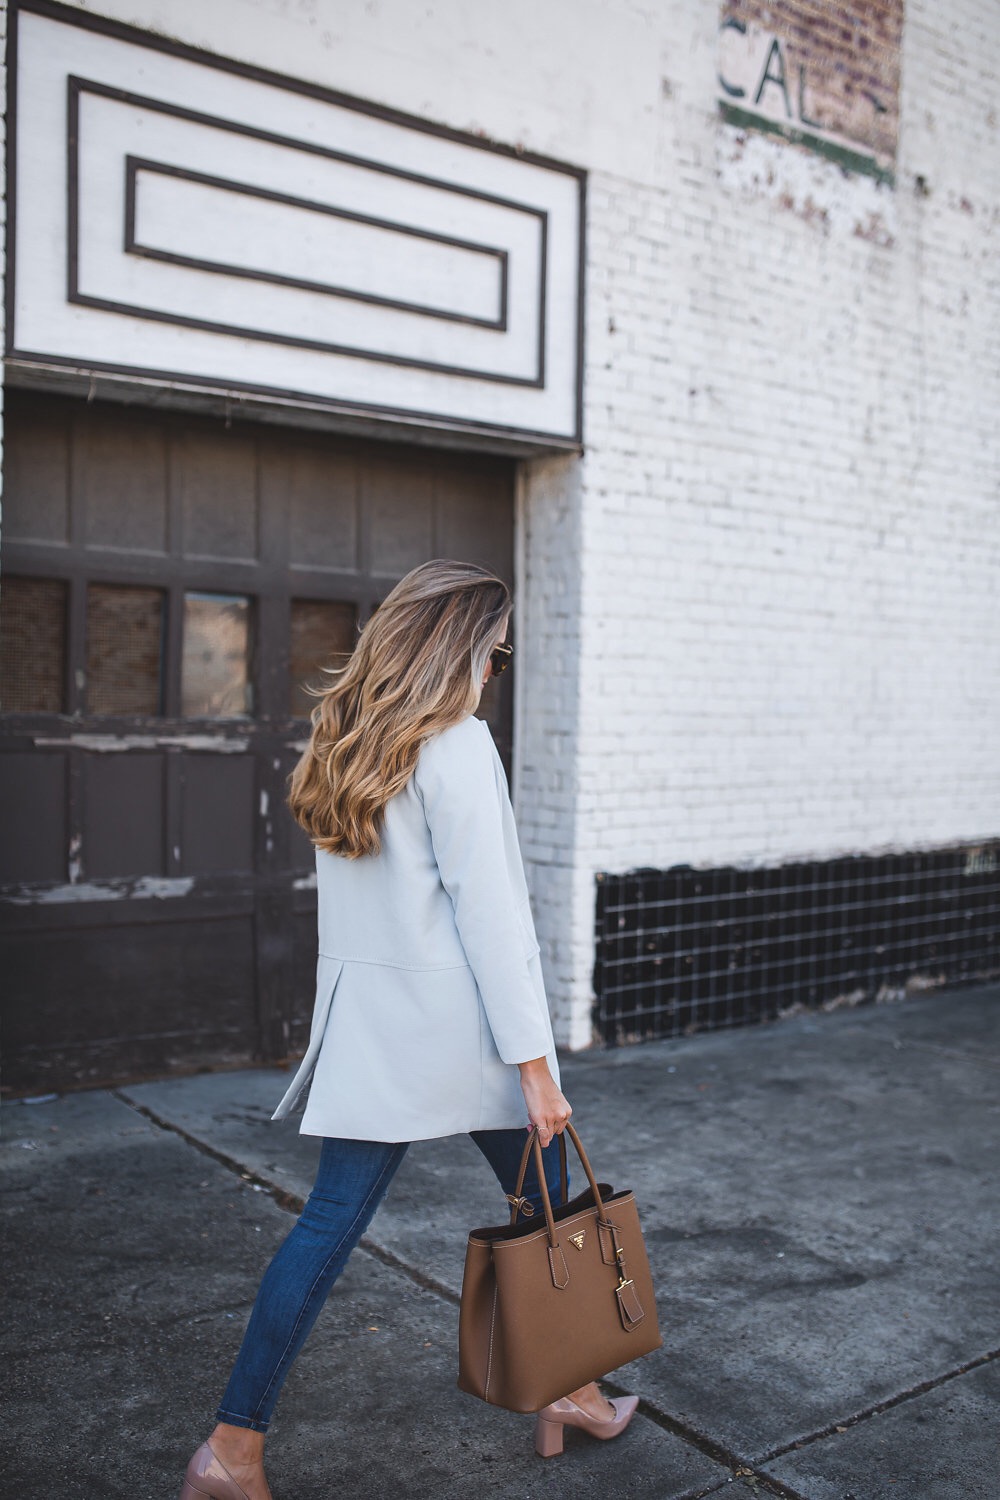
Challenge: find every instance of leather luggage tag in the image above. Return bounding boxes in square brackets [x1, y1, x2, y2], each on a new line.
[615, 1279, 645, 1331]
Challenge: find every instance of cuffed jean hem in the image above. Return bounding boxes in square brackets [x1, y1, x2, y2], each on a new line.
[213, 1408, 270, 1434]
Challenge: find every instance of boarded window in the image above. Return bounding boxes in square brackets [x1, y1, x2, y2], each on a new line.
[182, 592, 252, 718]
[0, 577, 68, 713]
[289, 599, 358, 717]
[86, 584, 164, 715]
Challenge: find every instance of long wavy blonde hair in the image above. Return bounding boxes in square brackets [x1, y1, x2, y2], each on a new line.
[288, 559, 511, 858]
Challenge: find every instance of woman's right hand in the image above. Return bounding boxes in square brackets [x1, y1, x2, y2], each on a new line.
[517, 1057, 572, 1148]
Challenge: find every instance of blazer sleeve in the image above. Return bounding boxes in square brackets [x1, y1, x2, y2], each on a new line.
[414, 718, 554, 1066]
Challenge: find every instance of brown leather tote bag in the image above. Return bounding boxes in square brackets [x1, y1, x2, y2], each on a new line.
[457, 1122, 662, 1413]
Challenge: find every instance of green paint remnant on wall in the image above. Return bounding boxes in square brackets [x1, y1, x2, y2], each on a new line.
[718, 100, 896, 187]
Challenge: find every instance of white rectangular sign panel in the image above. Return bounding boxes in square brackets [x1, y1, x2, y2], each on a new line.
[8, 2, 585, 445]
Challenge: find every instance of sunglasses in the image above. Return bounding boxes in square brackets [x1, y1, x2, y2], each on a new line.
[489, 642, 514, 677]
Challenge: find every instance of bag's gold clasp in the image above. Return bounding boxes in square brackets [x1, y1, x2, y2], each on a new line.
[505, 1193, 535, 1218]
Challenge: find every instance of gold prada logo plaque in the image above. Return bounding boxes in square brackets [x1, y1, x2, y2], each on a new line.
[569, 1230, 586, 1252]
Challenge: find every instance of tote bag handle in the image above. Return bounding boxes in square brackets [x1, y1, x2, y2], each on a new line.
[510, 1122, 611, 1249]
[506, 1130, 568, 1223]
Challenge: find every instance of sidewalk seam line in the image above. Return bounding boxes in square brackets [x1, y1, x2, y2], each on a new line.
[584, 1385, 811, 1500]
[113, 1089, 307, 1212]
[115, 1089, 808, 1498]
[113, 1089, 466, 1301]
[752, 1344, 1000, 1467]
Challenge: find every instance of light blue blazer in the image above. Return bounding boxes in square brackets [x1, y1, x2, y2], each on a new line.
[272, 714, 559, 1142]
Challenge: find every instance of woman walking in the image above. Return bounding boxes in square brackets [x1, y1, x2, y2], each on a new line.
[180, 560, 637, 1499]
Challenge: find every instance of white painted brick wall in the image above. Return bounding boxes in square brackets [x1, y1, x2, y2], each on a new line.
[547, 0, 1000, 1045]
[26, 0, 1000, 1049]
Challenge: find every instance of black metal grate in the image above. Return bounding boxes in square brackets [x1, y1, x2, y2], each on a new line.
[593, 843, 1000, 1045]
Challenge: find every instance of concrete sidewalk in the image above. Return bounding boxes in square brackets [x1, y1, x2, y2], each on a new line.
[3, 986, 999, 1500]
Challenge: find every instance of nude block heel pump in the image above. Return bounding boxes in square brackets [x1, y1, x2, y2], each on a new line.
[533, 1394, 640, 1458]
[534, 1412, 567, 1457]
[179, 1441, 269, 1500]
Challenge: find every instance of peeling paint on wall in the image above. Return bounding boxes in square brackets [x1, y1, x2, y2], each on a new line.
[4, 875, 196, 905]
[716, 124, 899, 243]
[33, 733, 250, 753]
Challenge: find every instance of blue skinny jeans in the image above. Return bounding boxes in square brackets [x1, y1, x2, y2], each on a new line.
[216, 1129, 566, 1432]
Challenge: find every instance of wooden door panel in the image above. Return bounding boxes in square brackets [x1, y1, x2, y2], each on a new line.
[176, 427, 259, 561]
[1, 402, 71, 544]
[275, 746, 314, 873]
[287, 905, 322, 1056]
[365, 459, 435, 574]
[4, 912, 258, 1089]
[277, 443, 361, 573]
[179, 754, 257, 874]
[83, 754, 165, 878]
[435, 460, 512, 566]
[77, 406, 169, 552]
[0, 753, 67, 884]
[1, 391, 515, 1091]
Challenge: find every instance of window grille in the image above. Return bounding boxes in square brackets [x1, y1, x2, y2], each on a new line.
[0, 577, 67, 712]
[180, 592, 252, 718]
[86, 584, 164, 715]
[288, 599, 358, 717]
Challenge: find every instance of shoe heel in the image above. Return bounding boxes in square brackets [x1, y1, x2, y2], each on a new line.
[179, 1482, 211, 1499]
[534, 1415, 565, 1458]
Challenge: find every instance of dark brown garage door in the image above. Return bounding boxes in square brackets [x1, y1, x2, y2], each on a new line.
[0, 391, 515, 1093]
